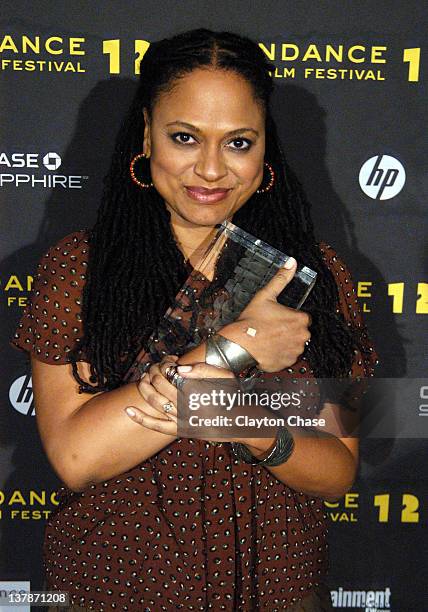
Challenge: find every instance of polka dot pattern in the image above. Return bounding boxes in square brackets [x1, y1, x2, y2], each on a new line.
[11, 232, 378, 610]
[11, 231, 89, 365]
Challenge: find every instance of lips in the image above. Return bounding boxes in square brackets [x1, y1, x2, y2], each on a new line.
[184, 186, 232, 203]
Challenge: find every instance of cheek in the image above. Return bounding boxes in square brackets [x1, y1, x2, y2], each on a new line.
[150, 148, 185, 181]
[235, 156, 264, 189]
[232, 144, 265, 186]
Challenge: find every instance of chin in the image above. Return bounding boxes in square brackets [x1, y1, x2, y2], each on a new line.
[180, 203, 236, 226]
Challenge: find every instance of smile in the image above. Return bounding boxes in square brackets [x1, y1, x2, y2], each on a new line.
[184, 186, 232, 203]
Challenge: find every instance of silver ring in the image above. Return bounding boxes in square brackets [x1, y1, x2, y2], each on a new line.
[163, 402, 174, 414]
[165, 364, 185, 389]
[173, 371, 185, 388]
[165, 364, 178, 384]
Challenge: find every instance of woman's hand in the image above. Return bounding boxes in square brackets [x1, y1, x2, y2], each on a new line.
[219, 258, 312, 372]
[124, 357, 235, 442]
[124, 355, 180, 435]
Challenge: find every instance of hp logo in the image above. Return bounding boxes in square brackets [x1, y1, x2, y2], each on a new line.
[359, 155, 406, 200]
[42, 152, 62, 171]
[9, 375, 35, 416]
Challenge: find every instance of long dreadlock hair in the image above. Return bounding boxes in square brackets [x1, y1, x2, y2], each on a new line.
[69, 28, 358, 393]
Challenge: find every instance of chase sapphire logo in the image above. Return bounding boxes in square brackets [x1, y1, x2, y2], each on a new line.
[42, 151, 62, 170]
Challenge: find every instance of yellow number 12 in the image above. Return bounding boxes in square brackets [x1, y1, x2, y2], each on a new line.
[103, 40, 151, 75]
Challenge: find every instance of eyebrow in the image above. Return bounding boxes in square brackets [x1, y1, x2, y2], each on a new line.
[165, 121, 259, 137]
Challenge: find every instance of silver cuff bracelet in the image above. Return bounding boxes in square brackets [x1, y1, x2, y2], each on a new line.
[205, 333, 258, 375]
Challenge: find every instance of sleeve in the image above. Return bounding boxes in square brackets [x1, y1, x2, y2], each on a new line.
[319, 242, 380, 378]
[10, 230, 89, 365]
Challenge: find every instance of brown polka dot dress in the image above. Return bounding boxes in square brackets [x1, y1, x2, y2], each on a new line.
[11, 230, 378, 611]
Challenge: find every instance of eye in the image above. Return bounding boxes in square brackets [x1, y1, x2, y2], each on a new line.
[227, 138, 252, 151]
[170, 132, 197, 145]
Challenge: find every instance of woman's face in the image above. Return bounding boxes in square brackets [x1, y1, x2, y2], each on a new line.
[143, 68, 266, 229]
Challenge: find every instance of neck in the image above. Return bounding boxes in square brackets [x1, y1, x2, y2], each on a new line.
[168, 208, 227, 263]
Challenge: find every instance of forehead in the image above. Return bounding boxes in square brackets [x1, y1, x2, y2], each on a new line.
[152, 68, 264, 128]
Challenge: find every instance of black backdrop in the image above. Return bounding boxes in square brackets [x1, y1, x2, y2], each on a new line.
[1, 2, 426, 610]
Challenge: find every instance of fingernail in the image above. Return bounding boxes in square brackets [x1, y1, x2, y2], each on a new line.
[283, 257, 296, 270]
[125, 407, 136, 417]
[177, 365, 192, 373]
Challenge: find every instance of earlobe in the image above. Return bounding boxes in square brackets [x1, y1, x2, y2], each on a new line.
[143, 139, 151, 158]
[143, 108, 151, 157]
[143, 135, 151, 158]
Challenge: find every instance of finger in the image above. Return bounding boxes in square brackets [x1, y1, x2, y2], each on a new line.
[125, 406, 177, 427]
[146, 355, 178, 380]
[139, 380, 178, 416]
[259, 258, 297, 300]
[156, 361, 189, 395]
[125, 407, 177, 434]
[147, 357, 174, 380]
[159, 359, 185, 378]
[302, 310, 313, 328]
[155, 356, 179, 375]
[149, 389, 178, 416]
[138, 362, 176, 397]
[126, 398, 175, 420]
[150, 374, 179, 406]
[137, 372, 152, 395]
[124, 406, 147, 424]
[176, 362, 235, 379]
[164, 354, 179, 362]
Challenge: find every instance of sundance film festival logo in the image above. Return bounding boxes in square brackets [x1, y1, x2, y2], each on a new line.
[9, 375, 35, 416]
[0, 151, 88, 189]
[359, 155, 405, 200]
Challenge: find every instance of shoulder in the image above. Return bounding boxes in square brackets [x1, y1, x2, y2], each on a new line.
[11, 229, 90, 364]
[316, 240, 361, 322]
[37, 229, 90, 270]
[33, 228, 91, 312]
[317, 240, 356, 289]
[318, 241, 350, 272]
[316, 241, 379, 373]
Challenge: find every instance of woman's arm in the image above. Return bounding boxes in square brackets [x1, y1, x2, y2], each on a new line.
[243, 419, 358, 503]
[33, 323, 248, 494]
[125, 362, 359, 502]
[182, 366, 360, 502]
[32, 356, 177, 493]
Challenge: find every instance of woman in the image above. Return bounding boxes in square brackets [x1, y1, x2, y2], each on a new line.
[12, 28, 378, 611]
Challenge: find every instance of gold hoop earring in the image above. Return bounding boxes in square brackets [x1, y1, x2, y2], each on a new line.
[256, 161, 275, 194]
[129, 152, 154, 189]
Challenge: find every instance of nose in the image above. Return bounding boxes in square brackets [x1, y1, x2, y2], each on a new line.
[194, 143, 228, 183]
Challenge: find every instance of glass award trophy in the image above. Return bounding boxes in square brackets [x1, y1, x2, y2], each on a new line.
[124, 220, 317, 382]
